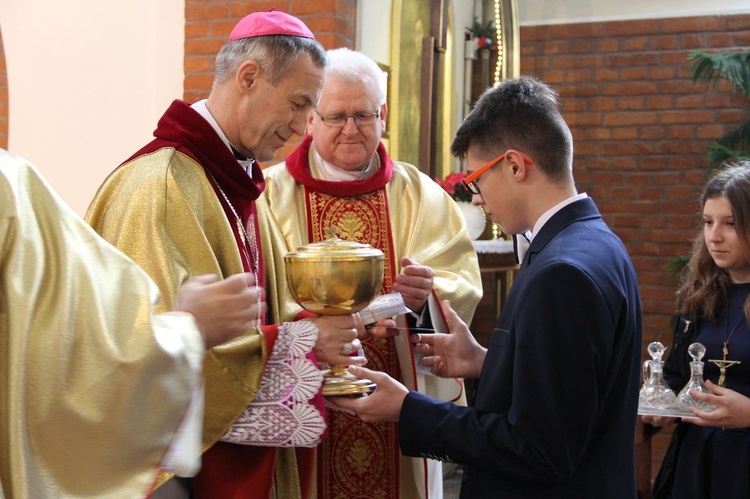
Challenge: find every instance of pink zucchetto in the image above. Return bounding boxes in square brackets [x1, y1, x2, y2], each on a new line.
[228, 9, 315, 42]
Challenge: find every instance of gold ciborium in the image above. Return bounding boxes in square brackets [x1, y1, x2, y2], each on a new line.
[284, 233, 384, 396]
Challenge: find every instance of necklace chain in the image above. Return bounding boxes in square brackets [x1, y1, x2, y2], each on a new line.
[708, 303, 745, 387]
[207, 170, 262, 326]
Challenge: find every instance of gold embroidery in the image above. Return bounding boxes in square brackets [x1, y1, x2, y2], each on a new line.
[306, 188, 401, 499]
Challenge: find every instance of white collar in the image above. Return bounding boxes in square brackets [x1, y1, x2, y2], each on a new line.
[529, 192, 588, 242]
[191, 99, 256, 177]
[309, 144, 378, 181]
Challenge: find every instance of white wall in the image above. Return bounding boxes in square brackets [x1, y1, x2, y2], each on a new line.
[0, 0, 184, 215]
[519, 0, 750, 25]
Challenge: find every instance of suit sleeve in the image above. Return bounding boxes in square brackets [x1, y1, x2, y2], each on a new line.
[399, 262, 618, 482]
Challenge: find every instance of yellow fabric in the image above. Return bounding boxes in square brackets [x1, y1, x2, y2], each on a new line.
[0, 150, 201, 497]
[85, 149, 269, 473]
[257, 156, 482, 499]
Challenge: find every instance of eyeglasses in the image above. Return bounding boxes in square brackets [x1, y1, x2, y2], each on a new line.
[463, 151, 534, 195]
[313, 109, 380, 127]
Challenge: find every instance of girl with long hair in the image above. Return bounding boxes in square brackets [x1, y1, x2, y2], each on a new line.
[646, 162, 750, 498]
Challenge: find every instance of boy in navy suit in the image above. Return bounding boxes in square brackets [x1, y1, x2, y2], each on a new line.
[335, 77, 643, 498]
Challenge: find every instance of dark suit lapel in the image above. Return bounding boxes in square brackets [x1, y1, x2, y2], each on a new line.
[522, 197, 601, 269]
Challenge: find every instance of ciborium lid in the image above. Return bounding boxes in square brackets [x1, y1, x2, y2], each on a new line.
[284, 231, 384, 262]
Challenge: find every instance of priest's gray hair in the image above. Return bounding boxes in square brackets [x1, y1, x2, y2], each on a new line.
[325, 48, 388, 107]
[214, 35, 327, 87]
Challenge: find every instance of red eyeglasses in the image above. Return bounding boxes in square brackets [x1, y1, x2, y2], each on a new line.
[463, 151, 534, 195]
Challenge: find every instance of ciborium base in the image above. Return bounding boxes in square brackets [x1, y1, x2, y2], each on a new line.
[321, 367, 375, 397]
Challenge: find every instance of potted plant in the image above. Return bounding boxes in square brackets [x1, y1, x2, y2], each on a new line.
[468, 17, 496, 59]
[436, 171, 487, 239]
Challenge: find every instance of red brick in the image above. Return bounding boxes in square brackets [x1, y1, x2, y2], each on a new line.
[661, 16, 726, 33]
[565, 69, 593, 83]
[661, 50, 695, 65]
[652, 36, 677, 50]
[586, 127, 612, 140]
[542, 41, 568, 55]
[569, 40, 593, 53]
[665, 185, 694, 199]
[667, 125, 696, 139]
[639, 186, 665, 199]
[562, 97, 588, 111]
[603, 112, 658, 126]
[645, 96, 674, 110]
[559, 85, 600, 98]
[603, 81, 658, 96]
[185, 39, 225, 55]
[183, 90, 210, 103]
[606, 19, 660, 36]
[186, 4, 229, 21]
[640, 126, 666, 139]
[623, 37, 650, 51]
[614, 214, 646, 228]
[640, 157, 669, 170]
[186, 21, 211, 38]
[618, 97, 644, 110]
[594, 68, 619, 81]
[596, 39, 620, 52]
[658, 111, 715, 125]
[211, 20, 238, 37]
[184, 73, 215, 90]
[521, 26, 549, 42]
[668, 215, 699, 229]
[606, 53, 661, 67]
[716, 109, 747, 123]
[707, 33, 734, 48]
[599, 200, 657, 214]
[680, 33, 706, 49]
[537, 70, 564, 84]
[548, 22, 605, 39]
[292, 0, 336, 15]
[675, 95, 704, 108]
[230, 1, 281, 19]
[621, 67, 649, 80]
[613, 157, 638, 170]
[304, 15, 335, 32]
[696, 125, 725, 140]
[727, 14, 750, 30]
[185, 56, 213, 73]
[649, 67, 677, 80]
[612, 127, 638, 140]
[590, 97, 616, 111]
[612, 187, 638, 199]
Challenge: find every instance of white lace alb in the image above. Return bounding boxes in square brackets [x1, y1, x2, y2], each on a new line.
[220, 320, 325, 447]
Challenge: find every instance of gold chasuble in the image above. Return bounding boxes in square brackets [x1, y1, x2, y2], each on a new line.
[258, 136, 482, 499]
[0, 150, 203, 498]
[85, 101, 311, 498]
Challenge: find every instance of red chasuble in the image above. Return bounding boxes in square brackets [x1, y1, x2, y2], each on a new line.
[285, 136, 405, 498]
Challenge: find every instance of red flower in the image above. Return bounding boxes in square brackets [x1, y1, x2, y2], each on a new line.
[435, 172, 473, 202]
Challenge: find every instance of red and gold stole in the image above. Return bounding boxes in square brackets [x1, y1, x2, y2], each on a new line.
[304, 185, 404, 499]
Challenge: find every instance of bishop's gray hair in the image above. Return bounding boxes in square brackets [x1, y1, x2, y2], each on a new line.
[214, 35, 327, 87]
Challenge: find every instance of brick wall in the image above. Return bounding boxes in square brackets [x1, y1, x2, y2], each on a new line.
[0, 28, 8, 151]
[519, 13, 750, 482]
[184, 0, 357, 164]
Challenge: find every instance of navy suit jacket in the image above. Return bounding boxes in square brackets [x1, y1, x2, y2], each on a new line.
[399, 198, 642, 498]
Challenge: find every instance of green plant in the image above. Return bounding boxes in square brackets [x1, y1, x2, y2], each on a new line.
[469, 17, 496, 50]
[668, 50, 750, 276]
[687, 50, 750, 169]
